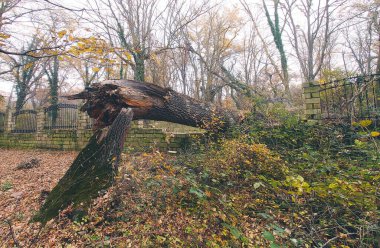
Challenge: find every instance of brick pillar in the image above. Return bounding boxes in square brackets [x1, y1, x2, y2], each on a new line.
[5, 111, 14, 133]
[36, 108, 45, 133]
[77, 110, 89, 130]
[303, 82, 321, 124]
[77, 110, 92, 149]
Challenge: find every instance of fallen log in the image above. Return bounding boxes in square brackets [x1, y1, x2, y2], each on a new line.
[67, 79, 240, 132]
[33, 80, 240, 223]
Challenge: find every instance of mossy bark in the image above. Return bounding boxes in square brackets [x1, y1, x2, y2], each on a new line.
[33, 108, 133, 224]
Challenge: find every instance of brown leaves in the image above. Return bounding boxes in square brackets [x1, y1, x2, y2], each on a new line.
[0, 148, 277, 246]
[0, 149, 77, 246]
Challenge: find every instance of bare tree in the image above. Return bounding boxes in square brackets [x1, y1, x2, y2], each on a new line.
[181, 7, 254, 104]
[86, 0, 208, 83]
[240, 26, 267, 92]
[70, 58, 101, 87]
[351, 1, 380, 74]
[0, 0, 21, 31]
[283, 0, 348, 83]
[14, 38, 46, 111]
[241, 0, 291, 99]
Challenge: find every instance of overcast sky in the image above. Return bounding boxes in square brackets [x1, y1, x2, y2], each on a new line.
[0, 0, 351, 97]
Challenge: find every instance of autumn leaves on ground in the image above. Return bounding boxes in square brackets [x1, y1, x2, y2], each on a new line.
[0, 150, 77, 245]
[0, 117, 379, 247]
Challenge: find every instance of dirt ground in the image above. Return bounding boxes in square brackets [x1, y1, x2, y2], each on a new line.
[0, 148, 77, 246]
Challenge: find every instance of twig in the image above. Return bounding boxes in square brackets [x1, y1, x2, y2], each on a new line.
[6, 220, 20, 247]
[27, 224, 44, 248]
[320, 232, 356, 248]
[42, 0, 85, 12]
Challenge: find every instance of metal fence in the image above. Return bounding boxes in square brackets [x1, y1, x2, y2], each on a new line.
[0, 112, 5, 132]
[12, 110, 37, 133]
[44, 103, 78, 130]
[320, 74, 380, 122]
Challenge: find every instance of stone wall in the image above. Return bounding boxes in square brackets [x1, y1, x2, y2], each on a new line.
[0, 107, 202, 152]
[0, 128, 199, 152]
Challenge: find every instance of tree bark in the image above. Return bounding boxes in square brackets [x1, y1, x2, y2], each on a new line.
[67, 79, 240, 132]
[133, 53, 145, 82]
[33, 108, 134, 224]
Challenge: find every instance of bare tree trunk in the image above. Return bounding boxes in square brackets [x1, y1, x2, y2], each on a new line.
[376, 31, 380, 74]
[134, 52, 145, 82]
[262, 0, 291, 98]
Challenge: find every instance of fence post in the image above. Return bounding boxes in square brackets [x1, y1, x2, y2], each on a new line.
[303, 81, 321, 124]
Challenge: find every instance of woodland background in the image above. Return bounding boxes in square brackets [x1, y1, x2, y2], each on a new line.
[0, 0, 379, 247]
[0, 0, 379, 111]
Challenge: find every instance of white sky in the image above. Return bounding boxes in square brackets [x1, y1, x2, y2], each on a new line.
[0, 0, 356, 96]
[0, 0, 253, 95]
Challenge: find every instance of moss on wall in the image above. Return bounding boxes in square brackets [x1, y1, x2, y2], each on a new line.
[0, 128, 199, 152]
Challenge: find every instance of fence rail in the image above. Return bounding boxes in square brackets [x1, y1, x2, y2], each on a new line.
[319, 74, 379, 122]
[44, 103, 78, 130]
[11, 110, 37, 133]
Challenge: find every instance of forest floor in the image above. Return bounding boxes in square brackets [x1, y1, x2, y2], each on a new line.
[0, 119, 379, 247]
[0, 149, 267, 247]
[0, 149, 77, 246]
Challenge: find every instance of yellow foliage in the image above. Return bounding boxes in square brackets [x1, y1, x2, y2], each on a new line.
[24, 62, 34, 70]
[92, 67, 100, 73]
[370, 131, 380, 137]
[285, 175, 310, 195]
[0, 33, 11, 39]
[124, 51, 132, 60]
[207, 139, 287, 182]
[317, 78, 326, 84]
[68, 35, 76, 42]
[0, 95, 4, 109]
[359, 119, 372, 128]
[57, 30, 67, 38]
[77, 42, 86, 50]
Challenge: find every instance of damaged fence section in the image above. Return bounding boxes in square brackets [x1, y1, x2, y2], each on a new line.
[304, 74, 380, 124]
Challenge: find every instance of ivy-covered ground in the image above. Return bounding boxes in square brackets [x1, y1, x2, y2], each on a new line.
[0, 109, 379, 247]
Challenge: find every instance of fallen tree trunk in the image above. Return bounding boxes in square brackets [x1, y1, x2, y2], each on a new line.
[34, 80, 241, 223]
[67, 79, 240, 132]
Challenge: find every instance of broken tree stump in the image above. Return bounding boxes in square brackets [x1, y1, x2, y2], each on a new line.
[34, 80, 241, 223]
[33, 108, 133, 224]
